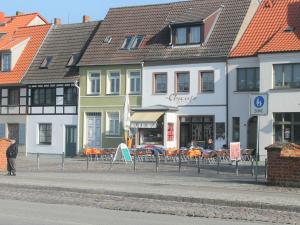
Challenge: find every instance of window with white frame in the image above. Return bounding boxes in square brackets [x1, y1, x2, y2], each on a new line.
[176, 72, 190, 93]
[200, 71, 214, 92]
[87, 72, 100, 95]
[39, 123, 52, 145]
[1, 53, 11, 72]
[129, 71, 141, 94]
[108, 71, 120, 94]
[153, 73, 167, 94]
[107, 112, 120, 136]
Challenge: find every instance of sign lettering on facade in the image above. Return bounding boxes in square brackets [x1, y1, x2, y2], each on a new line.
[166, 93, 197, 105]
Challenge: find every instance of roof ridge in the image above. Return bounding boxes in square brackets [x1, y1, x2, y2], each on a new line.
[5, 12, 39, 19]
[53, 21, 101, 28]
[109, 0, 189, 11]
[16, 23, 52, 30]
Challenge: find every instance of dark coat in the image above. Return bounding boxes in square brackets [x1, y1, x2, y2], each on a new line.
[6, 143, 18, 159]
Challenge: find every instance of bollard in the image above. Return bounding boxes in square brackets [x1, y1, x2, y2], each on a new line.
[61, 152, 65, 170]
[178, 151, 182, 173]
[197, 155, 200, 174]
[86, 154, 89, 170]
[217, 156, 220, 174]
[133, 151, 136, 172]
[251, 156, 254, 176]
[265, 158, 268, 179]
[37, 153, 40, 170]
[155, 153, 159, 173]
[235, 160, 239, 176]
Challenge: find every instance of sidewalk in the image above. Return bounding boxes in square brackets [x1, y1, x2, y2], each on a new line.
[1, 156, 300, 213]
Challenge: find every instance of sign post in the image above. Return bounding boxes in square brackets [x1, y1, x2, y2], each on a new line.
[250, 94, 268, 183]
[230, 142, 241, 176]
[113, 143, 133, 164]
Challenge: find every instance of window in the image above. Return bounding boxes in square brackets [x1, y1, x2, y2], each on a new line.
[108, 71, 120, 94]
[274, 63, 300, 88]
[274, 113, 300, 144]
[200, 71, 214, 92]
[129, 71, 141, 94]
[66, 53, 80, 67]
[40, 56, 53, 69]
[8, 89, 20, 106]
[174, 25, 202, 45]
[87, 72, 100, 95]
[175, 27, 187, 45]
[154, 73, 167, 94]
[176, 72, 190, 93]
[232, 117, 240, 142]
[31, 88, 56, 106]
[190, 26, 201, 44]
[1, 53, 11, 72]
[121, 35, 144, 50]
[39, 123, 52, 145]
[107, 112, 120, 136]
[64, 87, 77, 105]
[131, 35, 144, 49]
[237, 68, 260, 91]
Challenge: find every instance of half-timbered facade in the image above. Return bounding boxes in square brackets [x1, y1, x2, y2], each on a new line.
[0, 12, 50, 154]
[23, 19, 100, 155]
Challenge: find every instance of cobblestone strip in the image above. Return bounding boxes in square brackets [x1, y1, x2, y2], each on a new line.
[0, 184, 298, 225]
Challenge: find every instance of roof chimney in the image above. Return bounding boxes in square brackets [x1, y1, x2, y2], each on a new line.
[16, 11, 24, 16]
[54, 18, 62, 26]
[83, 15, 90, 23]
[0, 12, 5, 23]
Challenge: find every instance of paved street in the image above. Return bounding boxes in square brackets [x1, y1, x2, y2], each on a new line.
[0, 199, 277, 225]
[0, 156, 299, 224]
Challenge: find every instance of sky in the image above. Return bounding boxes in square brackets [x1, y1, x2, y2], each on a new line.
[0, 0, 182, 24]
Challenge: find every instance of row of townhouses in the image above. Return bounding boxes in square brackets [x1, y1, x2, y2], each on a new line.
[0, 0, 299, 160]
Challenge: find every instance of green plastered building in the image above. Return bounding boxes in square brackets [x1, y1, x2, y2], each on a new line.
[78, 65, 142, 149]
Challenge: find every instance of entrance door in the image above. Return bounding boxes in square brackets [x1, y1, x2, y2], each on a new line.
[86, 113, 101, 148]
[247, 116, 257, 149]
[8, 124, 19, 143]
[65, 125, 77, 157]
[180, 124, 190, 148]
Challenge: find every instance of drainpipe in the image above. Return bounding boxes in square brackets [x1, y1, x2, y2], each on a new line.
[74, 80, 80, 155]
[226, 60, 229, 147]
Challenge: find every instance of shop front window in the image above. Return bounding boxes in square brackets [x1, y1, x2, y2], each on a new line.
[180, 116, 214, 148]
[273, 113, 300, 144]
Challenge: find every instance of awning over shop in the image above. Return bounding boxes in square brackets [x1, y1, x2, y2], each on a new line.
[130, 112, 164, 128]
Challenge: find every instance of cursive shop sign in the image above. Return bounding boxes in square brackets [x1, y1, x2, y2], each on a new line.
[166, 93, 197, 105]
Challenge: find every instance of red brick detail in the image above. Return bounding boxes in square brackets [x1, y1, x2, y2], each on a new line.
[0, 139, 11, 172]
[266, 143, 300, 187]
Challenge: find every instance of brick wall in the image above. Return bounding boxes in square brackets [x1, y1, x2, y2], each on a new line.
[266, 144, 300, 187]
[0, 139, 11, 172]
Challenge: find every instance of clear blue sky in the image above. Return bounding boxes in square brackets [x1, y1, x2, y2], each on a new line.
[0, 0, 181, 24]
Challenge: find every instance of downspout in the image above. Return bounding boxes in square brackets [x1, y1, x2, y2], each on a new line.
[74, 80, 80, 155]
[226, 60, 229, 147]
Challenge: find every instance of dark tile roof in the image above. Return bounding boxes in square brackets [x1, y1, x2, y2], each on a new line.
[22, 21, 100, 84]
[79, 0, 251, 66]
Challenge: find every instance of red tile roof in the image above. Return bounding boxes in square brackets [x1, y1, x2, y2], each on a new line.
[0, 13, 50, 85]
[230, 0, 300, 57]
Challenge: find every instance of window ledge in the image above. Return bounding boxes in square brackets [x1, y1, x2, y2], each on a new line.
[86, 93, 100, 96]
[152, 93, 167, 96]
[198, 91, 215, 94]
[270, 88, 300, 92]
[106, 93, 120, 96]
[234, 90, 259, 94]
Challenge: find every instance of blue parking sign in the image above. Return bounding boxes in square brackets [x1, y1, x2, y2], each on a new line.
[250, 94, 268, 116]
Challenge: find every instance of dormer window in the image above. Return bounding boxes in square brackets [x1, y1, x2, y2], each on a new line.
[121, 35, 144, 50]
[66, 53, 80, 67]
[40, 56, 53, 69]
[172, 24, 202, 46]
[1, 53, 11, 72]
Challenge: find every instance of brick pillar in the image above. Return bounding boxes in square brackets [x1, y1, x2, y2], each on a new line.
[0, 139, 11, 172]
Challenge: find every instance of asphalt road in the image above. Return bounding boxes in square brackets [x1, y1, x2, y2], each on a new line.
[0, 199, 274, 225]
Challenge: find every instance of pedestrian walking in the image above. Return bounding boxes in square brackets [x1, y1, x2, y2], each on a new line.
[6, 139, 18, 176]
